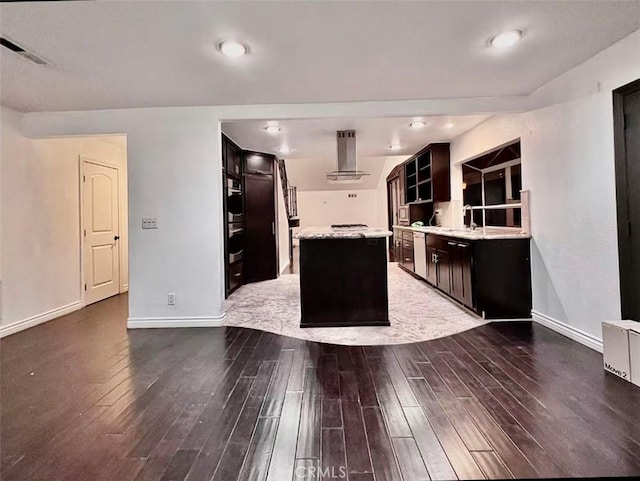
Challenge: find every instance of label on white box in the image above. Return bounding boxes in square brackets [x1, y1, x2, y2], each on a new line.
[604, 362, 629, 380]
[602, 321, 631, 382]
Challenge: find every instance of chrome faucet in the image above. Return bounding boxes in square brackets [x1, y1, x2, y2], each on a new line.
[463, 204, 478, 230]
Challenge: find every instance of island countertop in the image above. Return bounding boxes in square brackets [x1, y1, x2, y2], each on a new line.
[295, 226, 393, 240]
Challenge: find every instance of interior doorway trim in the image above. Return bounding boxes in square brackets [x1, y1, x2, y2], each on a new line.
[79, 156, 123, 307]
[613, 78, 640, 320]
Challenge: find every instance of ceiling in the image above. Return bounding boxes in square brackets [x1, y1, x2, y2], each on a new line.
[224, 114, 491, 191]
[1, 1, 638, 112]
[222, 114, 490, 158]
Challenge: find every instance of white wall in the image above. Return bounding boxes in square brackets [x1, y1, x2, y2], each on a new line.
[18, 107, 225, 328]
[276, 168, 290, 274]
[0, 107, 128, 334]
[445, 29, 640, 347]
[296, 190, 379, 230]
[524, 94, 621, 343]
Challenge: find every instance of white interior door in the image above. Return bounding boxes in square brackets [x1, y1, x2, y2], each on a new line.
[83, 161, 120, 305]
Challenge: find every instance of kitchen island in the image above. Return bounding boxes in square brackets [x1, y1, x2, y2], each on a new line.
[294, 225, 392, 328]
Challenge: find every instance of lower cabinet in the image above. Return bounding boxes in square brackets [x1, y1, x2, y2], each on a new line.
[427, 247, 451, 294]
[449, 240, 473, 307]
[228, 261, 243, 294]
[426, 246, 438, 286]
[393, 228, 402, 262]
[426, 237, 453, 297]
[410, 230, 532, 319]
[436, 248, 451, 294]
[401, 238, 414, 272]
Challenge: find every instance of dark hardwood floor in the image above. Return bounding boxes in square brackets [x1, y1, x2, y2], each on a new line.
[2, 294, 640, 480]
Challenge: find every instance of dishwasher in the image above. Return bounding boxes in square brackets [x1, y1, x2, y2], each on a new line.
[413, 232, 427, 279]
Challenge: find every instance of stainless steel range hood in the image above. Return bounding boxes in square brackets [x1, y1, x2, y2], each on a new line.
[326, 130, 370, 184]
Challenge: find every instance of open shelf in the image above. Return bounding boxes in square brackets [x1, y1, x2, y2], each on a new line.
[417, 181, 432, 202]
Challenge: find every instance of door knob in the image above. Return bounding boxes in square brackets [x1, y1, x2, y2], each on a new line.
[114, 235, 120, 241]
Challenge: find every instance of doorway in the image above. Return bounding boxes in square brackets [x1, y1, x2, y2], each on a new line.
[614, 79, 640, 321]
[82, 159, 122, 305]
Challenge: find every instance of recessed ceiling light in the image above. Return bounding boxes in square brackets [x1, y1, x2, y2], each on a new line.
[389, 144, 402, 151]
[489, 30, 523, 49]
[218, 40, 248, 58]
[264, 125, 281, 134]
[443, 122, 455, 129]
[409, 120, 425, 129]
[279, 146, 291, 154]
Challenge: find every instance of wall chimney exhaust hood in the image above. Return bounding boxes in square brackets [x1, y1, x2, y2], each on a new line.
[326, 130, 370, 184]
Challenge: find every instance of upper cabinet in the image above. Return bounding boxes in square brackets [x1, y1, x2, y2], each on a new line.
[223, 134, 242, 179]
[245, 151, 275, 175]
[404, 143, 450, 204]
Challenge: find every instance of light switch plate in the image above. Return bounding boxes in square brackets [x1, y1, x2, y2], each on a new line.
[142, 217, 158, 229]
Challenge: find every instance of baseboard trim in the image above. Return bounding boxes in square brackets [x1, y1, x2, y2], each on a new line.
[127, 314, 226, 329]
[489, 318, 533, 322]
[0, 301, 83, 338]
[532, 310, 603, 353]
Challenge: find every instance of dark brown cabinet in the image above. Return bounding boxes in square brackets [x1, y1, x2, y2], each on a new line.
[386, 143, 451, 259]
[228, 260, 243, 293]
[225, 138, 242, 179]
[222, 134, 280, 296]
[404, 143, 451, 204]
[473, 238, 532, 319]
[426, 236, 452, 294]
[245, 151, 274, 175]
[426, 246, 438, 286]
[400, 230, 414, 272]
[402, 229, 532, 319]
[300, 238, 389, 327]
[449, 240, 473, 307]
[430, 144, 451, 203]
[244, 170, 278, 283]
[435, 248, 451, 294]
[401, 238, 414, 272]
[222, 134, 244, 297]
[393, 228, 402, 262]
[388, 166, 406, 260]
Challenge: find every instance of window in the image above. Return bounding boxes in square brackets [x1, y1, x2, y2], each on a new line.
[462, 141, 522, 229]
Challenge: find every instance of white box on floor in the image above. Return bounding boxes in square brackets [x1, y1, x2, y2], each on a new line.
[602, 321, 637, 382]
[629, 327, 640, 388]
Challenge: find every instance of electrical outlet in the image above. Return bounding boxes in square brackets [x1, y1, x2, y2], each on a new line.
[142, 217, 158, 229]
[167, 292, 176, 305]
[434, 209, 442, 215]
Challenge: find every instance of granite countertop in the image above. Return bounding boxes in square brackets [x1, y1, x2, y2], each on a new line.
[295, 226, 393, 239]
[393, 225, 531, 240]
